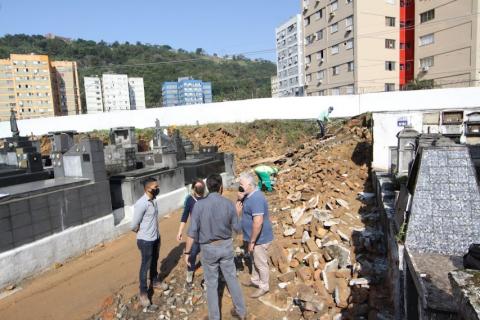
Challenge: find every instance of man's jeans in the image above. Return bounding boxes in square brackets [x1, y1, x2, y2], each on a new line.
[188, 241, 201, 272]
[201, 239, 246, 320]
[317, 120, 325, 137]
[137, 237, 160, 294]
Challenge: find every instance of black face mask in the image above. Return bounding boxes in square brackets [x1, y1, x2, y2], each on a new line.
[150, 188, 160, 198]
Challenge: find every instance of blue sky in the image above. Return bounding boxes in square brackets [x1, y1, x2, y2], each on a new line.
[0, 0, 299, 61]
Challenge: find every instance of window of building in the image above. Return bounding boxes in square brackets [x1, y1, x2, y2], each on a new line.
[385, 39, 396, 49]
[331, 87, 340, 95]
[330, 23, 338, 33]
[331, 1, 338, 11]
[385, 83, 395, 91]
[346, 0, 353, 4]
[348, 61, 354, 71]
[345, 39, 353, 49]
[306, 74, 312, 82]
[316, 29, 324, 40]
[316, 50, 325, 61]
[317, 70, 325, 80]
[331, 44, 340, 55]
[346, 85, 354, 94]
[304, 16, 311, 26]
[385, 61, 396, 71]
[420, 9, 435, 23]
[314, 10, 322, 20]
[400, 63, 405, 70]
[385, 16, 395, 27]
[419, 33, 434, 46]
[345, 16, 353, 27]
[306, 55, 312, 64]
[333, 65, 340, 75]
[420, 56, 434, 68]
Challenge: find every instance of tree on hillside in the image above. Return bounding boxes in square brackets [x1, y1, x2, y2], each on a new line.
[0, 34, 276, 107]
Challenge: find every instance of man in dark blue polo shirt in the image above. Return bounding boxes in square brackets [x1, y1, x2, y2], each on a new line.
[236, 173, 274, 298]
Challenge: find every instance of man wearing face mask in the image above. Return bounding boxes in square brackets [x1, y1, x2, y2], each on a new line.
[131, 177, 161, 307]
[236, 172, 273, 299]
[176, 178, 206, 284]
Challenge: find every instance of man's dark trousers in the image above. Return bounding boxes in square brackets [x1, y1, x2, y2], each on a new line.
[137, 237, 160, 294]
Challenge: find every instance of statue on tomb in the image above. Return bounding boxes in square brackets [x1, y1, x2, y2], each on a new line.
[109, 128, 115, 145]
[10, 108, 19, 137]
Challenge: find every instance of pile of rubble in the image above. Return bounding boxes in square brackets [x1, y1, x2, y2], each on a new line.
[253, 118, 391, 319]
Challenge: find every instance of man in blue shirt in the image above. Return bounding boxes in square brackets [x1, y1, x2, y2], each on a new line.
[131, 177, 161, 308]
[236, 173, 274, 298]
[185, 174, 246, 320]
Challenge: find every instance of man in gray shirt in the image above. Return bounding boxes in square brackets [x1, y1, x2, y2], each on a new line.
[185, 174, 246, 320]
[131, 177, 161, 307]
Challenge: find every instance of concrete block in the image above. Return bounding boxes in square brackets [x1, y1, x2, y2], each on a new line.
[0, 217, 12, 232]
[0, 205, 10, 219]
[12, 225, 34, 246]
[64, 205, 83, 228]
[29, 195, 49, 210]
[32, 219, 53, 240]
[31, 207, 50, 223]
[11, 212, 32, 229]
[9, 200, 29, 216]
[0, 242, 13, 253]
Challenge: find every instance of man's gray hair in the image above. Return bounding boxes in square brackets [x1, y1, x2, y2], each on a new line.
[239, 172, 257, 187]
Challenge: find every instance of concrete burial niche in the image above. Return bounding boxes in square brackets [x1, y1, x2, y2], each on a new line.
[109, 166, 185, 210]
[0, 138, 112, 254]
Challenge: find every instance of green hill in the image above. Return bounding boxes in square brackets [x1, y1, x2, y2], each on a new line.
[0, 34, 276, 108]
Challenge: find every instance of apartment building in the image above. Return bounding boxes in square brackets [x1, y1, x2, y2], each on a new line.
[302, 0, 399, 95]
[162, 82, 180, 107]
[51, 61, 81, 116]
[0, 54, 65, 121]
[0, 54, 81, 121]
[414, 0, 480, 88]
[276, 14, 305, 97]
[84, 76, 104, 114]
[271, 75, 280, 97]
[161, 77, 213, 107]
[102, 74, 131, 112]
[128, 77, 146, 110]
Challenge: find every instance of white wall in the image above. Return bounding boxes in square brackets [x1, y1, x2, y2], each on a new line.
[1, 87, 480, 138]
[372, 111, 425, 170]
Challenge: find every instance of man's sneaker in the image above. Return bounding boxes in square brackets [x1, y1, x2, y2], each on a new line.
[230, 308, 247, 320]
[139, 293, 151, 307]
[186, 271, 194, 283]
[240, 279, 258, 288]
[250, 288, 269, 298]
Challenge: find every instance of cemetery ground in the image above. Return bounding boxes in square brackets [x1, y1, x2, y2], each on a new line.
[0, 117, 391, 319]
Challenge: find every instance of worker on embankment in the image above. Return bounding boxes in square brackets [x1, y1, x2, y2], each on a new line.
[317, 106, 334, 138]
[253, 165, 278, 192]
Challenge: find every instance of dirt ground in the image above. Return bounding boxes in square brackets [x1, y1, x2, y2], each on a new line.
[0, 205, 188, 320]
